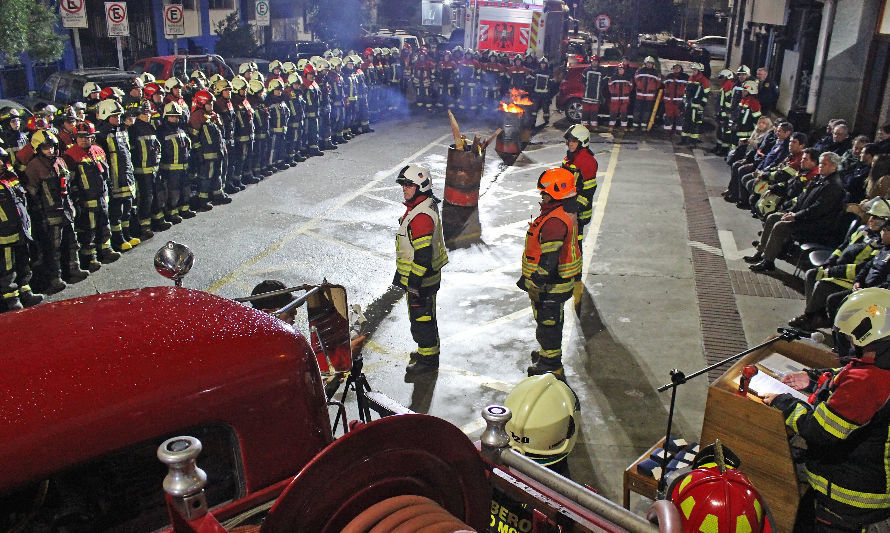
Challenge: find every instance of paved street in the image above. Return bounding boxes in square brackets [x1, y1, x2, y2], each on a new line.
[48, 107, 802, 509]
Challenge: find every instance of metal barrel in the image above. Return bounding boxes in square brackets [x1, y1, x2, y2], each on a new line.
[444, 144, 485, 207]
[442, 202, 482, 249]
[496, 109, 523, 156]
[519, 102, 535, 143]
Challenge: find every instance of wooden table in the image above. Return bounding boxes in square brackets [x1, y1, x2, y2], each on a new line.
[622, 437, 666, 509]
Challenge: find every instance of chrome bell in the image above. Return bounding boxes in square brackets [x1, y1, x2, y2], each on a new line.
[154, 241, 194, 287]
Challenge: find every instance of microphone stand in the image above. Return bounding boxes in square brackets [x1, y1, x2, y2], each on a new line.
[653, 329, 799, 497]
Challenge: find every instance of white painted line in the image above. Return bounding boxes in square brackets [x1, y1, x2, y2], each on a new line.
[582, 140, 621, 275]
[206, 133, 453, 293]
[688, 240, 724, 256]
[717, 229, 755, 261]
[442, 307, 533, 343]
[675, 152, 695, 158]
[362, 193, 404, 207]
[302, 230, 390, 260]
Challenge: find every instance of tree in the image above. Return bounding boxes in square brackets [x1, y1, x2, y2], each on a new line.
[213, 11, 258, 58]
[0, 0, 66, 65]
[306, 0, 366, 46]
[579, 0, 677, 56]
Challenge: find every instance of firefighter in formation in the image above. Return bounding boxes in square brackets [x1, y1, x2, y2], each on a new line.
[0, 50, 391, 310]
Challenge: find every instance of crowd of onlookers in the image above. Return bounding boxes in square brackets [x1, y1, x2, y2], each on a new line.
[717, 93, 890, 346]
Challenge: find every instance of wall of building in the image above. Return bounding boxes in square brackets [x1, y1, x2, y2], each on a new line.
[813, 0, 881, 127]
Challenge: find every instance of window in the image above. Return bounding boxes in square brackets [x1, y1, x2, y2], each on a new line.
[38, 74, 59, 101]
[208, 0, 234, 8]
[54, 77, 74, 104]
[0, 424, 241, 532]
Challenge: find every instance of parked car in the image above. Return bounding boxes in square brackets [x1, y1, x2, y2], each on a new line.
[129, 54, 233, 82]
[566, 38, 592, 66]
[24, 68, 136, 108]
[688, 35, 727, 59]
[251, 40, 328, 62]
[373, 30, 421, 51]
[638, 37, 701, 61]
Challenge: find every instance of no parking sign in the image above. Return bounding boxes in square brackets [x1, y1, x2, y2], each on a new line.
[164, 4, 184, 36]
[105, 1, 129, 37]
[61, 0, 88, 29]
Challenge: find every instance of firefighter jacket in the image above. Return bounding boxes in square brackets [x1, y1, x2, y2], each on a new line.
[387, 60, 404, 85]
[214, 98, 236, 145]
[394, 195, 448, 296]
[63, 143, 109, 211]
[302, 81, 321, 116]
[662, 73, 688, 107]
[232, 94, 255, 143]
[520, 200, 581, 298]
[685, 72, 710, 108]
[361, 60, 378, 85]
[506, 66, 530, 91]
[820, 224, 880, 285]
[266, 94, 290, 135]
[438, 60, 456, 89]
[734, 95, 762, 139]
[128, 119, 161, 175]
[772, 354, 890, 523]
[341, 68, 359, 104]
[24, 154, 72, 225]
[563, 147, 598, 224]
[853, 245, 890, 288]
[482, 61, 502, 88]
[97, 121, 135, 199]
[633, 67, 662, 101]
[2, 128, 29, 174]
[608, 71, 634, 100]
[0, 168, 31, 244]
[459, 59, 481, 86]
[581, 65, 604, 104]
[247, 95, 270, 140]
[156, 121, 191, 172]
[328, 71, 345, 107]
[412, 59, 436, 88]
[718, 79, 735, 118]
[188, 109, 225, 161]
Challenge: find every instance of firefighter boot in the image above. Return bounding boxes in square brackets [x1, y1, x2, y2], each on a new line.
[65, 262, 89, 283]
[111, 231, 131, 252]
[406, 355, 439, 375]
[98, 247, 121, 264]
[44, 277, 66, 295]
[80, 251, 101, 273]
[212, 193, 233, 205]
[19, 289, 44, 307]
[3, 296, 23, 312]
[527, 357, 565, 381]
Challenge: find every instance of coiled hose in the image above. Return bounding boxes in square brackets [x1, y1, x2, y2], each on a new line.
[341, 495, 476, 533]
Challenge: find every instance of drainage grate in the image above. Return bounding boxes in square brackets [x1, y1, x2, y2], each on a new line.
[676, 149, 750, 381]
[729, 270, 804, 300]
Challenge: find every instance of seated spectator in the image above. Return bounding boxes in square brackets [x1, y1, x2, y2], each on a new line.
[757, 146, 820, 219]
[815, 122, 852, 156]
[825, 220, 890, 326]
[726, 116, 773, 167]
[839, 135, 874, 203]
[723, 118, 776, 203]
[748, 131, 807, 212]
[812, 119, 846, 152]
[734, 121, 793, 208]
[875, 123, 890, 154]
[756, 67, 779, 115]
[745, 151, 846, 272]
[848, 152, 890, 221]
[788, 198, 888, 330]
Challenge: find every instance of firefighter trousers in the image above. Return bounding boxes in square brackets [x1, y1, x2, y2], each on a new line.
[159, 170, 188, 215]
[197, 159, 223, 200]
[408, 291, 439, 358]
[532, 92, 551, 123]
[233, 140, 252, 178]
[581, 102, 599, 127]
[531, 295, 566, 363]
[74, 207, 111, 258]
[252, 135, 270, 173]
[682, 105, 703, 139]
[134, 171, 155, 229]
[319, 104, 332, 143]
[633, 98, 656, 128]
[269, 133, 287, 165]
[108, 196, 134, 241]
[331, 104, 344, 137]
[1, 241, 33, 307]
[305, 115, 320, 150]
[33, 216, 77, 283]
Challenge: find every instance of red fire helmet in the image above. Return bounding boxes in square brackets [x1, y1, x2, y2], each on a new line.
[669, 465, 774, 533]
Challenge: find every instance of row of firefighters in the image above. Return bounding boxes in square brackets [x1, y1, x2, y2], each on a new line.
[0, 54, 383, 311]
[579, 57, 763, 148]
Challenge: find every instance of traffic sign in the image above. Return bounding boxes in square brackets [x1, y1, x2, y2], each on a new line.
[61, 0, 88, 29]
[255, 0, 270, 27]
[105, 2, 129, 37]
[594, 14, 611, 32]
[164, 4, 185, 36]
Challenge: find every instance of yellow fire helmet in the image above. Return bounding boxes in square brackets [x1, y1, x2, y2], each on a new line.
[503, 373, 579, 466]
[835, 288, 890, 347]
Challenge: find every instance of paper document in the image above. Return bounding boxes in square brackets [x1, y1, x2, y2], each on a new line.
[758, 353, 808, 378]
[733, 371, 810, 402]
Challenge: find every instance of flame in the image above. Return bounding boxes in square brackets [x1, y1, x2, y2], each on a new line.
[500, 102, 524, 115]
[509, 88, 534, 105]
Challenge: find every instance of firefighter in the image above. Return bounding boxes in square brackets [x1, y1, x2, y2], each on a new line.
[607, 64, 633, 129]
[764, 287, 890, 531]
[632, 56, 662, 131]
[55, 108, 78, 151]
[354, 54, 374, 134]
[157, 102, 193, 225]
[83, 82, 102, 123]
[713, 69, 736, 155]
[188, 89, 231, 211]
[581, 55, 605, 129]
[531, 58, 554, 126]
[480, 51, 502, 114]
[302, 64, 324, 157]
[661, 64, 688, 135]
[385, 46, 405, 113]
[246, 78, 274, 177]
[394, 164, 448, 375]
[163, 78, 190, 123]
[519, 168, 581, 379]
[562, 125, 598, 251]
[230, 75, 258, 183]
[283, 72, 306, 165]
[122, 77, 144, 114]
[734, 80, 762, 146]
[503, 373, 579, 476]
[95, 99, 139, 253]
[667, 442, 775, 532]
[458, 50, 481, 114]
[437, 50, 457, 112]
[129, 101, 165, 238]
[212, 78, 242, 193]
[0, 147, 42, 310]
[327, 57, 347, 145]
[63, 121, 120, 272]
[680, 63, 710, 145]
[143, 83, 166, 127]
[23, 131, 85, 289]
[315, 57, 336, 151]
[0, 108, 28, 176]
[412, 47, 436, 114]
[266, 78, 291, 170]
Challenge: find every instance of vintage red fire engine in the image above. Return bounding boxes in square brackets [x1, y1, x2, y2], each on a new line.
[0, 243, 685, 532]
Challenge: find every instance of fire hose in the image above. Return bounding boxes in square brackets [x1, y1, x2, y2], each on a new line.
[341, 495, 475, 533]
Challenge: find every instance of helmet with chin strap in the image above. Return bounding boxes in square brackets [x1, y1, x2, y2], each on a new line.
[564, 124, 590, 148]
[395, 164, 432, 194]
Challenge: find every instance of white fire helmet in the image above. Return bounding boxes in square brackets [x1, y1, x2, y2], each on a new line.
[395, 164, 432, 193]
[504, 373, 579, 466]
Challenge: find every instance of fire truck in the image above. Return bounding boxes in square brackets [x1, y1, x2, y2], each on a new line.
[464, 0, 568, 60]
[0, 242, 775, 533]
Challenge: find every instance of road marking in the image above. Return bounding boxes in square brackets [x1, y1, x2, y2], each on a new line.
[582, 137, 622, 275]
[689, 240, 723, 256]
[205, 133, 452, 293]
[675, 152, 695, 158]
[362, 193, 404, 207]
[718, 229, 754, 260]
[302, 229, 390, 259]
[441, 307, 532, 344]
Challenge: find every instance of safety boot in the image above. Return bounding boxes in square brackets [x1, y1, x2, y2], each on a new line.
[241, 174, 260, 185]
[127, 235, 142, 247]
[212, 193, 232, 205]
[224, 183, 241, 195]
[111, 231, 130, 252]
[44, 277, 66, 294]
[180, 208, 197, 219]
[19, 290, 44, 307]
[406, 354, 439, 375]
[527, 357, 565, 381]
[307, 147, 325, 157]
[167, 213, 183, 225]
[193, 198, 213, 212]
[3, 296, 23, 312]
[79, 253, 101, 273]
[292, 152, 307, 163]
[139, 224, 155, 240]
[98, 247, 121, 264]
[65, 263, 89, 283]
